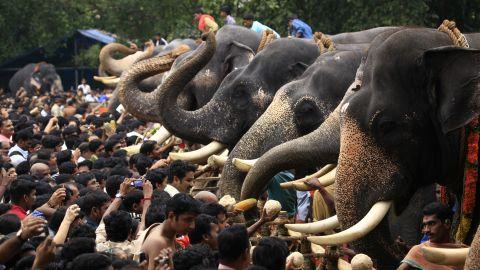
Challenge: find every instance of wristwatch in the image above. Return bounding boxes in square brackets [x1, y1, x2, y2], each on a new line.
[115, 193, 124, 200]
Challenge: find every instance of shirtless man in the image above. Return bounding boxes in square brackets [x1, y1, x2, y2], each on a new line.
[141, 193, 201, 270]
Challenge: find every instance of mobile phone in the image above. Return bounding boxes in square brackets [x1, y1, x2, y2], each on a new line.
[130, 179, 144, 188]
[31, 210, 46, 220]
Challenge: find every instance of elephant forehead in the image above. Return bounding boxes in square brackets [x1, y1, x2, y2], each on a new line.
[251, 87, 273, 109]
[336, 116, 398, 224]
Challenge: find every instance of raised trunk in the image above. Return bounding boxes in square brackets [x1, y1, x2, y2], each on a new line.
[156, 33, 219, 145]
[99, 43, 138, 76]
[117, 52, 180, 123]
[465, 226, 480, 269]
[240, 105, 341, 200]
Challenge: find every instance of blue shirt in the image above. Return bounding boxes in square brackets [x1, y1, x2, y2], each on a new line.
[267, 171, 296, 216]
[290, 19, 313, 38]
[250, 21, 280, 38]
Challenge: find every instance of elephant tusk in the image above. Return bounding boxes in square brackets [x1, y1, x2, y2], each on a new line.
[292, 181, 315, 191]
[318, 167, 337, 186]
[280, 164, 336, 189]
[94, 75, 117, 80]
[232, 158, 258, 172]
[169, 141, 227, 164]
[285, 215, 339, 234]
[308, 201, 392, 245]
[208, 154, 228, 167]
[422, 246, 470, 266]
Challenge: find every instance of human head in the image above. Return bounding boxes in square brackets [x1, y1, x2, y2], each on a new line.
[122, 189, 143, 214]
[194, 191, 218, 204]
[49, 206, 85, 233]
[78, 191, 110, 224]
[30, 162, 50, 180]
[105, 175, 125, 199]
[128, 120, 146, 134]
[60, 237, 96, 262]
[252, 237, 289, 270]
[287, 14, 298, 27]
[145, 199, 167, 228]
[0, 117, 14, 138]
[173, 244, 219, 270]
[9, 179, 36, 210]
[104, 210, 133, 242]
[200, 202, 228, 230]
[422, 202, 453, 243]
[243, 13, 254, 28]
[70, 253, 113, 270]
[145, 168, 168, 191]
[220, 4, 231, 17]
[81, 78, 87, 84]
[58, 161, 77, 174]
[0, 214, 21, 235]
[165, 193, 201, 235]
[218, 225, 250, 268]
[194, 6, 204, 20]
[75, 172, 99, 190]
[13, 128, 33, 150]
[89, 139, 104, 156]
[56, 150, 73, 166]
[168, 160, 196, 193]
[41, 135, 63, 152]
[154, 33, 162, 40]
[139, 140, 162, 159]
[188, 214, 219, 250]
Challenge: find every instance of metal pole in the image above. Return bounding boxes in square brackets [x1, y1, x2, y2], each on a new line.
[74, 37, 78, 89]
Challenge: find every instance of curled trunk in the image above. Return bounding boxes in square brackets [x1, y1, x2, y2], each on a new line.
[99, 43, 138, 76]
[156, 32, 219, 144]
[241, 105, 342, 200]
[118, 47, 187, 122]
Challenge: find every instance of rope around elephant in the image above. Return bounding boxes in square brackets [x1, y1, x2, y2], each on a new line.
[313, 32, 335, 54]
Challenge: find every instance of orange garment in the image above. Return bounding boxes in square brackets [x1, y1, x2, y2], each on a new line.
[402, 241, 467, 270]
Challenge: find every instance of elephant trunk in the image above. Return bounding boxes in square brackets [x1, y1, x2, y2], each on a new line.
[241, 105, 341, 200]
[220, 91, 300, 199]
[99, 43, 137, 76]
[118, 46, 188, 123]
[156, 32, 218, 144]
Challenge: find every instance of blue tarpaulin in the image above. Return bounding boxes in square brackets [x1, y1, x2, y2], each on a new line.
[77, 29, 116, 44]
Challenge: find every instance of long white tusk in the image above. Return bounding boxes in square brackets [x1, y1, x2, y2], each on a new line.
[169, 141, 227, 164]
[318, 167, 337, 187]
[280, 164, 336, 189]
[94, 75, 117, 80]
[232, 158, 258, 172]
[308, 201, 392, 245]
[422, 246, 470, 266]
[285, 215, 339, 234]
[208, 154, 228, 167]
[150, 126, 172, 145]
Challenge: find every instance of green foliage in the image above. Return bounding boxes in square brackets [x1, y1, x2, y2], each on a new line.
[74, 44, 101, 67]
[2, 0, 480, 64]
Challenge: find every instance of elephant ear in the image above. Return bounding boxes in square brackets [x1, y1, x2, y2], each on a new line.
[288, 62, 309, 80]
[222, 41, 255, 76]
[424, 46, 480, 133]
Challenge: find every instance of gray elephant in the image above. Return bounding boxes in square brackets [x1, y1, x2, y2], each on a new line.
[245, 26, 480, 268]
[118, 25, 262, 122]
[8, 62, 63, 96]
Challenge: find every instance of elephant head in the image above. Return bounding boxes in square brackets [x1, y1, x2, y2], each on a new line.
[98, 42, 154, 77]
[221, 49, 364, 199]
[118, 25, 261, 123]
[156, 36, 321, 166]
[294, 28, 480, 268]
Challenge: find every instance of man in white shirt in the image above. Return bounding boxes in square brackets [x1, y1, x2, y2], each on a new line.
[164, 160, 196, 197]
[8, 128, 33, 167]
[77, 78, 91, 95]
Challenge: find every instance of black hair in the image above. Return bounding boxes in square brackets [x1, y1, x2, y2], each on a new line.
[49, 206, 85, 233]
[243, 13, 254, 20]
[58, 161, 76, 174]
[77, 191, 110, 216]
[125, 136, 139, 147]
[78, 142, 90, 154]
[69, 253, 111, 270]
[32, 194, 50, 210]
[122, 189, 143, 212]
[145, 168, 168, 188]
[145, 200, 167, 228]
[13, 128, 33, 143]
[167, 160, 197, 183]
[139, 140, 156, 156]
[68, 224, 96, 239]
[252, 237, 289, 270]
[55, 173, 74, 184]
[220, 4, 231, 14]
[88, 139, 103, 152]
[218, 225, 249, 263]
[173, 243, 219, 270]
[200, 202, 227, 217]
[194, 6, 204, 14]
[34, 181, 53, 196]
[135, 155, 153, 176]
[112, 259, 139, 270]
[188, 214, 218, 245]
[423, 202, 453, 223]
[14, 255, 35, 270]
[15, 161, 30, 175]
[56, 150, 72, 166]
[288, 14, 298, 20]
[36, 148, 53, 160]
[108, 165, 131, 177]
[166, 193, 201, 217]
[104, 210, 133, 242]
[105, 175, 124, 199]
[8, 179, 36, 203]
[78, 160, 93, 170]
[104, 138, 120, 154]
[0, 214, 21, 235]
[127, 120, 145, 131]
[61, 237, 96, 263]
[75, 172, 95, 187]
[0, 203, 12, 215]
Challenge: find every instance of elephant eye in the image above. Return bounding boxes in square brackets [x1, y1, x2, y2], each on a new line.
[377, 119, 397, 137]
[232, 88, 249, 109]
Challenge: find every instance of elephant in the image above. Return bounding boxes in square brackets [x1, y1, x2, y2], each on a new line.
[244, 26, 480, 268]
[220, 49, 366, 199]
[8, 62, 63, 96]
[118, 25, 262, 122]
